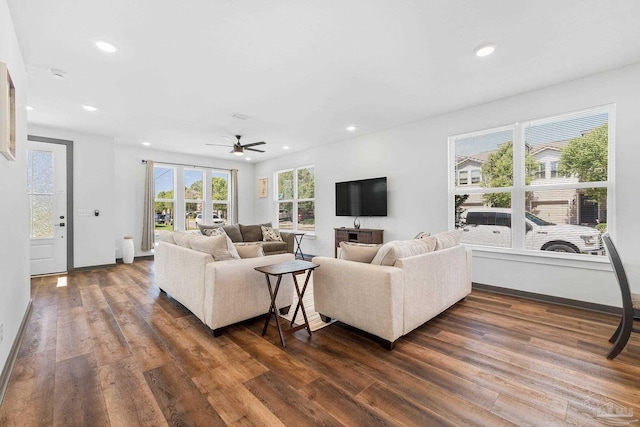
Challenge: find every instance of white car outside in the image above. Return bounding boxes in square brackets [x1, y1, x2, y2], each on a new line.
[195, 214, 225, 226]
[459, 207, 603, 254]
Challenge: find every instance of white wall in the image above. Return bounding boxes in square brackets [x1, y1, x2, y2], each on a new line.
[255, 62, 640, 307]
[113, 145, 255, 258]
[0, 0, 30, 376]
[28, 126, 116, 268]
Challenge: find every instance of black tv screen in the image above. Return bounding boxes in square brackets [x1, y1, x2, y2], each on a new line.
[335, 177, 387, 217]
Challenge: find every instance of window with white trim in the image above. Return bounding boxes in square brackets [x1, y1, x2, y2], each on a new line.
[450, 105, 613, 257]
[154, 164, 230, 231]
[276, 165, 315, 233]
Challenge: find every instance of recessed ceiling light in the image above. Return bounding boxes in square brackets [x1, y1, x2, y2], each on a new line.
[142, 141, 151, 146]
[282, 146, 290, 150]
[82, 105, 98, 112]
[95, 40, 118, 53]
[26, 105, 34, 111]
[475, 44, 496, 57]
[232, 113, 249, 120]
[346, 125, 357, 132]
[245, 157, 252, 161]
[50, 69, 66, 79]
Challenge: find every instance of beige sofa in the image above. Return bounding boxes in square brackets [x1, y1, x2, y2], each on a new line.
[312, 232, 472, 349]
[154, 234, 295, 335]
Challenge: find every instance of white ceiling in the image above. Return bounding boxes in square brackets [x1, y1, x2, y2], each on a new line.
[7, 0, 640, 162]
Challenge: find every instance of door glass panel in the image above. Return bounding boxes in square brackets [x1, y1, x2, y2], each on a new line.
[28, 149, 54, 194]
[30, 195, 54, 238]
[27, 149, 55, 239]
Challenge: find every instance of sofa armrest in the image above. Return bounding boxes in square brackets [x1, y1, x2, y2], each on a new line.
[395, 245, 472, 334]
[203, 253, 296, 329]
[280, 231, 295, 254]
[311, 256, 404, 342]
[154, 241, 213, 322]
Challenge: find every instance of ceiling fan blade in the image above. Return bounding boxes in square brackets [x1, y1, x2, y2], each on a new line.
[205, 143, 233, 147]
[242, 141, 266, 148]
[245, 147, 265, 153]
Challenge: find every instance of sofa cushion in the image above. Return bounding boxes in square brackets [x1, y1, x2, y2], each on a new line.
[371, 239, 435, 266]
[222, 224, 243, 242]
[261, 226, 283, 242]
[173, 231, 194, 248]
[234, 243, 265, 258]
[260, 241, 288, 253]
[240, 223, 271, 242]
[189, 234, 240, 261]
[158, 231, 176, 245]
[433, 230, 462, 250]
[339, 242, 382, 263]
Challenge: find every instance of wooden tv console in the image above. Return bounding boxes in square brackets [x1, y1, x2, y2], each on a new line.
[334, 228, 384, 257]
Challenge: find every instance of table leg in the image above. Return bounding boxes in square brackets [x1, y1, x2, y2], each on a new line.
[290, 270, 313, 336]
[261, 273, 286, 347]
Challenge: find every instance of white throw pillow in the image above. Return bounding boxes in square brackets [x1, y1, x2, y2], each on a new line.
[234, 243, 265, 258]
[189, 234, 240, 260]
[371, 239, 436, 266]
[201, 227, 227, 237]
[339, 242, 381, 263]
[261, 226, 283, 242]
[433, 230, 462, 250]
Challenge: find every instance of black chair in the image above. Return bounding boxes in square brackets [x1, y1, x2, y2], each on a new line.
[602, 233, 640, 359]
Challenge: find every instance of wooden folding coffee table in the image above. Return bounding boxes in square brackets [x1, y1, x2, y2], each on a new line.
[254, 259, 319, 347]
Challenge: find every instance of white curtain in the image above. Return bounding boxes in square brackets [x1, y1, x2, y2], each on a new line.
[141, 160, 155, 251]
[230, 169, 239, 224]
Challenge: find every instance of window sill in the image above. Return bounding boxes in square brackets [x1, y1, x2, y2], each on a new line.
[466, 245, 612, 271]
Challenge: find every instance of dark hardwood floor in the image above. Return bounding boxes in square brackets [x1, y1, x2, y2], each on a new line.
[1, 259, 639, 426]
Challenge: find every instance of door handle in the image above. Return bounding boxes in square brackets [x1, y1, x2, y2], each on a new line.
[54, 223, 65, 227]
[492, 230, 500, 234]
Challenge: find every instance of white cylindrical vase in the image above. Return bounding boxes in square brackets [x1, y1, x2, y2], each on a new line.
[123, 236, 134, 264]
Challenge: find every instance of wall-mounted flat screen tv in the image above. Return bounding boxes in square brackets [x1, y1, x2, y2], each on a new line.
[335, 177, 387, 217]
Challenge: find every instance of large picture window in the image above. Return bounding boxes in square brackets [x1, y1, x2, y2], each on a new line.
[154, 164, 231, 231]
[276, 166, 315, 233]
[450, 105, 613, 257]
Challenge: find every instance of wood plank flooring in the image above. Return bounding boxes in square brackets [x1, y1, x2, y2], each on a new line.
[1, 259, 639, 426]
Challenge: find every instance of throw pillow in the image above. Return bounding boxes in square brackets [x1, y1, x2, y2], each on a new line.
[339, 242, 382, 263]
[261, 226, 283, 242]
[189, 234, 241, 261]
[173, 231, 194, 248]
[198, 223, 222, 235]
[371, 239, 436, 266]
[234, 243, 265, 258]
[413, 231, 431, 239]
[201, 227, 227, 237]
[158, 231, 176, 245]
[433, 230, 462, 250]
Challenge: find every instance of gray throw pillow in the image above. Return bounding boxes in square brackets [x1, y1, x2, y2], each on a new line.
[222, 224, 243, 242]
[240, 223, 271, 242]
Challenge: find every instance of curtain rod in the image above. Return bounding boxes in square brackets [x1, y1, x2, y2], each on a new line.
[141, 159, 237, 172]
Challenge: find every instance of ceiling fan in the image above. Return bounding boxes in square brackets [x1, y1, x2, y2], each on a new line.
[206, 135, 266, 156]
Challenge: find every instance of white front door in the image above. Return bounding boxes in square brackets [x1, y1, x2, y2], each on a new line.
[27, 140, 67, 275]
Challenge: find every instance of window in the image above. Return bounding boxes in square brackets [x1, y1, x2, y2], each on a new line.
[276, 165, 315, 233]
[154, 164, 231, 232]
[154, 166, 175, 230]
[471, 169, 482, 184]
[184, 169, 203, 231]
[458, 170, 468, 185]
[451, 105, 612, 257]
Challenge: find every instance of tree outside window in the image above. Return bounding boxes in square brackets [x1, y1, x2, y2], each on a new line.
[276, 166, 315, 232]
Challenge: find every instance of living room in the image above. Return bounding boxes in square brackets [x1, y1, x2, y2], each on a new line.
[2, 1, 640, 425]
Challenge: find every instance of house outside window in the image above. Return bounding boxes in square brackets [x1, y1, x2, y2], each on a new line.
[276, 165, 315, 233]
[450, 105, 613, 257]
